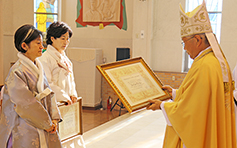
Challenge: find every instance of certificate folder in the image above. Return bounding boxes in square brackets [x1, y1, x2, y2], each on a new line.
[96, 57, 171, 113]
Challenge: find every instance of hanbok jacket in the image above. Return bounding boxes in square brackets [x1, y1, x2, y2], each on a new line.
[39, 45, 78, 102]
[0, 53, 62, 148]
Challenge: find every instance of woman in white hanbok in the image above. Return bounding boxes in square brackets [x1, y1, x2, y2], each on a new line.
[39, 22, 78, 105]
[0, 24, 62, 148]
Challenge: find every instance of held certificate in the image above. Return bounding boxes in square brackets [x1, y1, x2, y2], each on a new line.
[97, 57, 171, 113]
[58, 99, 83, 141]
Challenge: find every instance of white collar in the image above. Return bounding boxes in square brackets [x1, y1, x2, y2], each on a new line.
[46, 45, 72, 73]
[194, 46, 211, 60]
[46, 45, 66, 61]
[17, 52, 45, 93]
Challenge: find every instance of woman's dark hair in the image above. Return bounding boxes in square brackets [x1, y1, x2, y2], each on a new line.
[14, 24, 42, 53]
[46, 22, 73, 45]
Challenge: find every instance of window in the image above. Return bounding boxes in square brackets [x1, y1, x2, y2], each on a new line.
[34, 0, 59, 47]
[183, 0, 223, 72]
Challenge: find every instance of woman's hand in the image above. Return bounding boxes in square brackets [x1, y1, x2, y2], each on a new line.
[45, 120, 58, 133]
[50, 120, 58, 134]
[45, 124, 55, 133]
[70, 96, 77, 104]
[66, 100, 72, 105]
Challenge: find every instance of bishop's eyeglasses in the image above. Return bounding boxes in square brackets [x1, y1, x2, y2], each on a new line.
[181, 36, 195, 47]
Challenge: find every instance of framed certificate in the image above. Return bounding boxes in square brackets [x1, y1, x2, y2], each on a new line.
[96, 57, 171, 113]
[58, 98, 83, 141]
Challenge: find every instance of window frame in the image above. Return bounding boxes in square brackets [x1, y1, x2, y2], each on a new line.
[33, 0, 61, 47]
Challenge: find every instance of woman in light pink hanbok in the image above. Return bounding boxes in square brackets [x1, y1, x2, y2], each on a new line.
[0, 24, 62, 148]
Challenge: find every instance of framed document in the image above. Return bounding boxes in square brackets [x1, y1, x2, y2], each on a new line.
[58, 98, 83, 141]
[96, 57, 171, 113]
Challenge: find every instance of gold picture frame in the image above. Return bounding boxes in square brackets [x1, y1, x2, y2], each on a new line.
[96, 57, 171, 113]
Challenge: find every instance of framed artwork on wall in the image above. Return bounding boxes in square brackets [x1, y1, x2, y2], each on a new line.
[83, 0, 121, 22]
[76, 0, 127, 30]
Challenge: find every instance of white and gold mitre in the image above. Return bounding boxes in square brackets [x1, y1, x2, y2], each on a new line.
[179, 0, 212, 37]
[180, 0, 230, 83]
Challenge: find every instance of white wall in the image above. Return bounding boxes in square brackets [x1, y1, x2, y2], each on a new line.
[62, 0, 156, 67]
[150, 0, 237, 72]
[1, 0, 237, 83]
[0, 0, 3, 84]
[0, 0, 134, 81]
[1, 0, 34, 81]
[132, 0, 153, 65]
[61, 0, 133, 63]
[150, 0, 185, 72]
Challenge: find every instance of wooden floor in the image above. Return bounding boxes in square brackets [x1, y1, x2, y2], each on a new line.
[82, 108, 128, 133]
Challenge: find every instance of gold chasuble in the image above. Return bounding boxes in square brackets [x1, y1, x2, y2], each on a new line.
[163, 49, 236, 148]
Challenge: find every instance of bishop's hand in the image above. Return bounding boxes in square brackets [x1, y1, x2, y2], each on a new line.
[146, 99, 162, 111]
